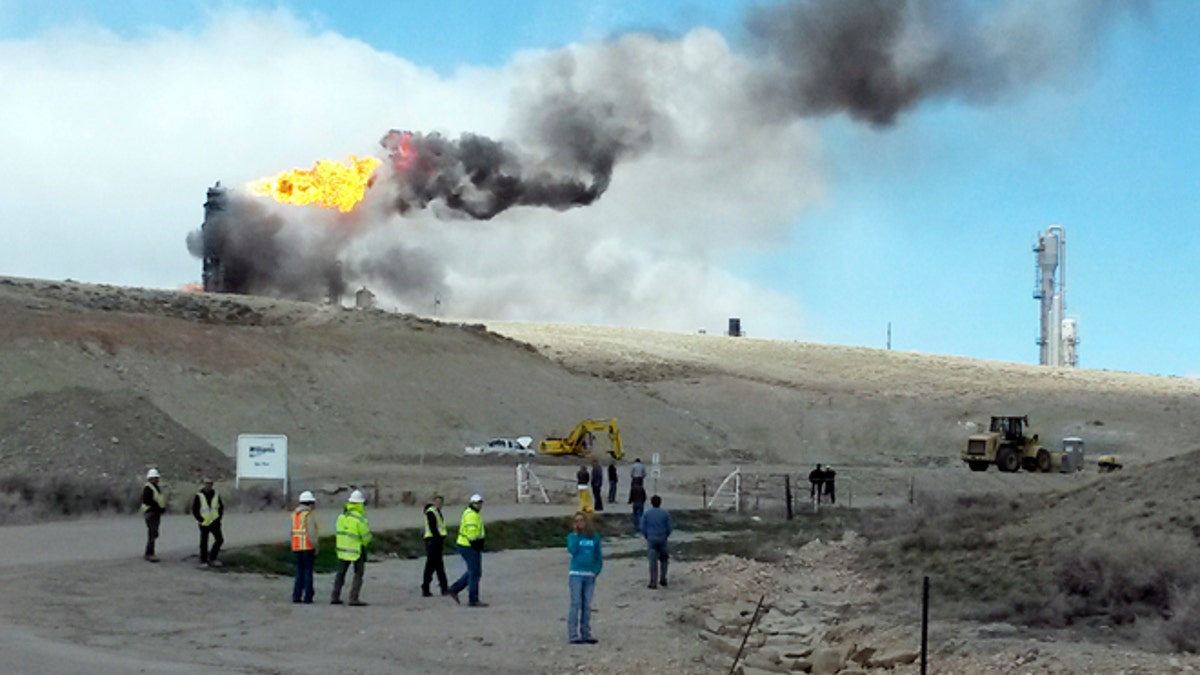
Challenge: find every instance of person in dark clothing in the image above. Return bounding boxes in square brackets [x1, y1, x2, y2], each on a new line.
[576, 464, 594, 512]
[823, 466, 836, 505]
[141, 468, 166, 562]
[628, 480, 647, 532]
[422, 494, 449, 597]
[808, 464, 825, 505]
[640, 495, 671, 589]
[606, 461, 618, 504]
[590, 459, 604, 511]
[190, 477, 225, 567]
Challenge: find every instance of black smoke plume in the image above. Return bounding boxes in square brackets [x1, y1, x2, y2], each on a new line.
[747, 0, 1147, 126]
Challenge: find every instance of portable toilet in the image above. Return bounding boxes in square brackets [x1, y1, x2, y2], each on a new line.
[1060, 437, 1085, 473]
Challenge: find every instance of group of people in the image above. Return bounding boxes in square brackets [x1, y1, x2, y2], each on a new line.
[292, 490, 490, 608]
[566, 491, 672, 644]
[141, 469, 224, 567]
[807, 463, 838, 505]
[139, 460, 675, 646]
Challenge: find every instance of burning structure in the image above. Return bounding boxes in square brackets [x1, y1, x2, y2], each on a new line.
[186, 1, 1138, 319]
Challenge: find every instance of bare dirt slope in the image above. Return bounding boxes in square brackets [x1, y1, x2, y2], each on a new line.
[487, 320, 1200, 467]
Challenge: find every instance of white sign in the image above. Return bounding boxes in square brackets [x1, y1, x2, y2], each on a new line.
[652, 453, 661, 465]
[236, 434, 288, 493]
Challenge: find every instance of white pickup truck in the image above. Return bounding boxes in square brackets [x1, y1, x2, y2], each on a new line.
[464, 436, 535, 456]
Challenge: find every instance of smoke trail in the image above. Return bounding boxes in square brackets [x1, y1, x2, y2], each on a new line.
[379, 130, 605, 220]
[186, 0, 1144, 311]
[745, 0, 1147, 126]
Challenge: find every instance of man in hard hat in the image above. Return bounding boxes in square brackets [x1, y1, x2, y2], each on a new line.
[447, 494, 487, 607]
[331, 489, 372, 606]
[291, 491, 319, 604]
[421, 494, 449, 597]
[141, 469, 166, 562]
[190, 477, 224, 568]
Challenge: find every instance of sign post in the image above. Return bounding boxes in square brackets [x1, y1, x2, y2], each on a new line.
[236, 434, 289, 497]
[651, 453, 662, 494]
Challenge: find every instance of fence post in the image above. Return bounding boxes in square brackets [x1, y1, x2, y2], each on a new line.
[702, 480, 707, 509]
[784, 474, 793, 520]
[921, 575, 930, 675]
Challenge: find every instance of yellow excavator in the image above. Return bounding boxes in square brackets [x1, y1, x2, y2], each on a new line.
[538, 418, 624, 460]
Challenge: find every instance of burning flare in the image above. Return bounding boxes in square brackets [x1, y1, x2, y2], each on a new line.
[248, 155, 381, 213]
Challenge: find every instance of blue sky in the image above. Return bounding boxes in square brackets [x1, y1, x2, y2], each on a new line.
[0, 1, 1196, 377]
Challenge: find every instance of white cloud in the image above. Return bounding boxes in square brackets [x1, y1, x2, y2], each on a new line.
[0, 8, 822, 338]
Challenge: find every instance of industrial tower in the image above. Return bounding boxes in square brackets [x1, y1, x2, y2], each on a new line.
[1033, 225, 1079, 367]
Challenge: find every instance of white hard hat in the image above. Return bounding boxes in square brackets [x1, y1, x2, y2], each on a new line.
[348, 489, 366, 504]
[298, 490, 316, 503]
[470, 493, 484, 504]
[146, 469, 160, 479]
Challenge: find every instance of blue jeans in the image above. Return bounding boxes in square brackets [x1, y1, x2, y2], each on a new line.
[293, 550, 315, 603]
[631, 502, 645, 532]
[449, 545, 483, 604]
[568, 573, 596, 642]
[647, 539, 669, 586]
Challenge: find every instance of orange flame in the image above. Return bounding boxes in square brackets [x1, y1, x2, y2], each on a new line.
[180, 283, 203, 292]
[248, 155, 381, 213]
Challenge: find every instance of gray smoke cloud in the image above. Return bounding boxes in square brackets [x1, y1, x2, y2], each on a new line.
[186, 0, 1144, 309]
[746, 0, 1147, 126]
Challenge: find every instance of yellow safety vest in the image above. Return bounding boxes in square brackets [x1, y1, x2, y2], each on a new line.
[456, 506, 485, 547]
[196, 491, 221, 526]
[335, 507, 372, 561]
[292, 509, 314, 551]
[424, 505, 447, 539]
[142, 482, 165, 513]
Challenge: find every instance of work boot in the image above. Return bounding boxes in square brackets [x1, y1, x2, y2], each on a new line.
[349, 600, 369, 607]
[331, 598, 344, 605]
[421, 587, 433, 598]
[661, 578, 668, 587]
[449, 590, 460, 604]
[468, 601, 489, 608]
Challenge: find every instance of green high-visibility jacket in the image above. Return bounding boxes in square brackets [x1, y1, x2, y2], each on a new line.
[335, 504, 372, 561]
[456, 506, 485, 548]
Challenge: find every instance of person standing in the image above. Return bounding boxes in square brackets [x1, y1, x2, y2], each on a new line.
[808, 464, 825, 506]
[576, 464, 594, 513]
[606, 461, 618, 505]
[291, 491, 319, 604]
[824, 466, 837, 505]
[191, 478, 224, 568]
[141, 468, 166, 563]
[590, 459, 604, 511]
[331, 490, 372, 606]
[629, 457, 647, 490]
[448, 494, 488, 607]
[566, 511, 603, 644]
[628, 479, 647, 532]
[641, 495, 672, 589]
[421, 494, 449, 597]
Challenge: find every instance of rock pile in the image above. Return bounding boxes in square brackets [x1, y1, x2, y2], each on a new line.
[684, 533, 919, 674]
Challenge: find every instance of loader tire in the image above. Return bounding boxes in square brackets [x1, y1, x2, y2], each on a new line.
[996, 447, 1020, 473]
[968, 461, 989, 472]
[1036, 449, 1052, 473]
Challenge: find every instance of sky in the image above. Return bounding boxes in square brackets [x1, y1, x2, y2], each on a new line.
[0, 1, 1196, 377]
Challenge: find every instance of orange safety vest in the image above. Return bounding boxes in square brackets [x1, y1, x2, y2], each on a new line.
[291, 509, 314, 551]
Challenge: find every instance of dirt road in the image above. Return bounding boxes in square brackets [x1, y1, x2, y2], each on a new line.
[0, 501, 700, 674]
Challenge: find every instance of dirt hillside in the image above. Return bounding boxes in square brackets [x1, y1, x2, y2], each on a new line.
[4, 275, 1199, 488]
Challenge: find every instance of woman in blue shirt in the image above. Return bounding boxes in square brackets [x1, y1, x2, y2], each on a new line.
[566, 511, 603, 644]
